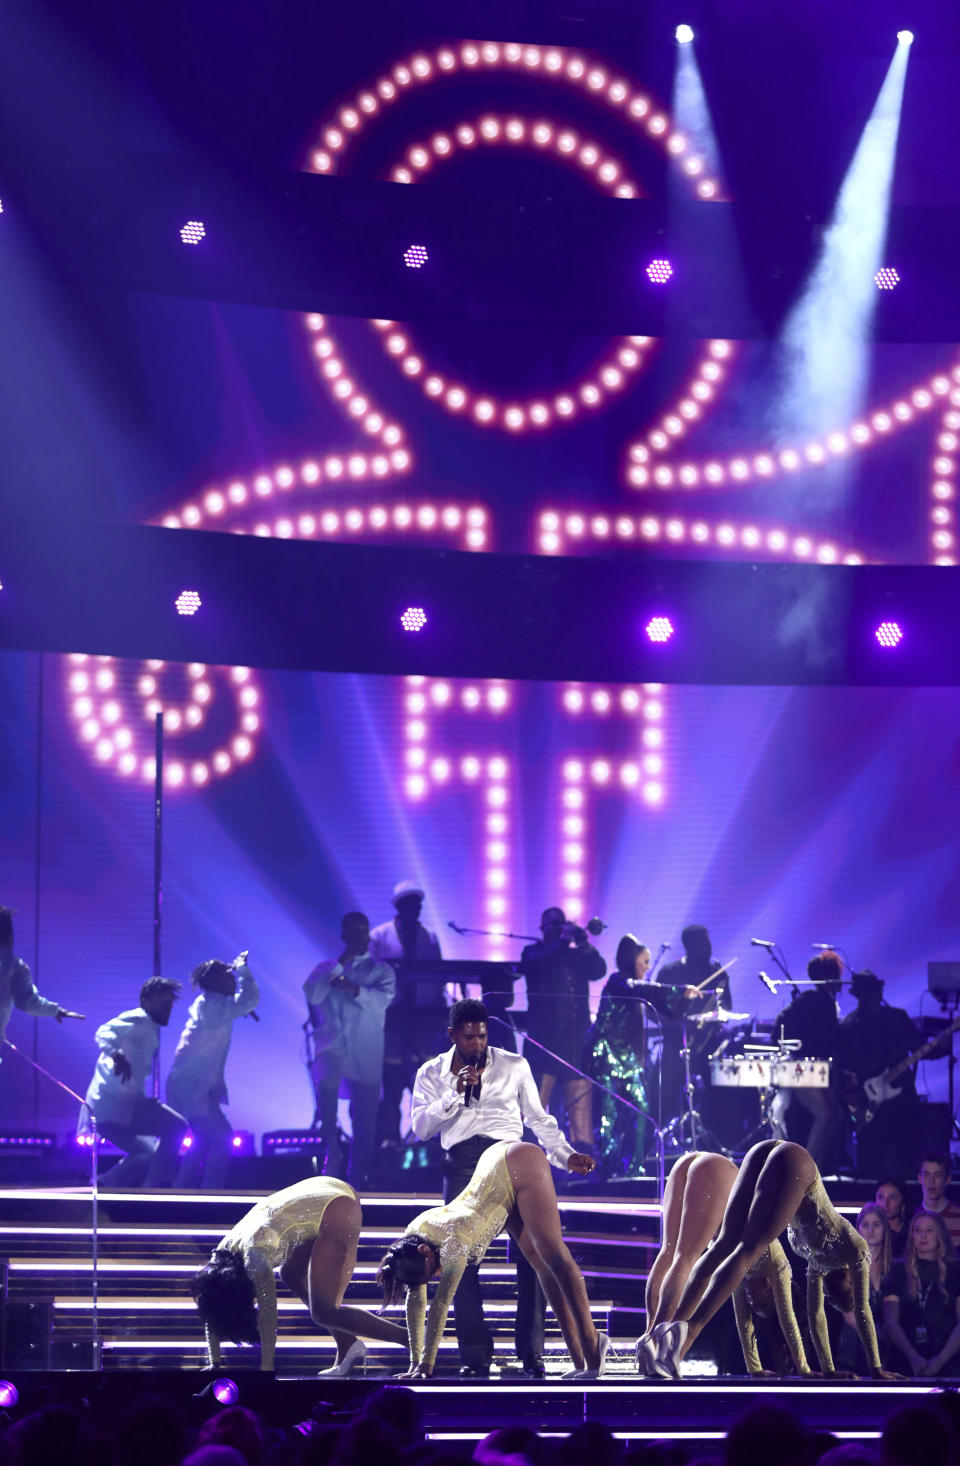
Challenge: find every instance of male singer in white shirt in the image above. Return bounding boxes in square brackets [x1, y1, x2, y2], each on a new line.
[411, 997, 594, 1378]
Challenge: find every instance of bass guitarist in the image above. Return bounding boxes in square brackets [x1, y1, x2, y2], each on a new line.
[839, 968, 942, 1179]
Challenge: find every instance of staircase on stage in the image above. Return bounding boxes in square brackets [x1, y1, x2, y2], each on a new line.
[0, 1183, 944, 1445]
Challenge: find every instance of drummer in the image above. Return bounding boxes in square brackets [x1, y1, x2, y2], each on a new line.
[650, 926, 734, 1124]
[770, 951, 843, 1173]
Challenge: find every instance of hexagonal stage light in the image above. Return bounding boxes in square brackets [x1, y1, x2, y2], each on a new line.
[404, 244, 429, 269]
[874, 266, 900, 290]
[400, 606, 428, 632]
[180, 220, 206, 245]
[875, 620, 903, 647]
[646, 258, 674, 285]
[645, 616, 675, 643]
[175, 589, 202, 616]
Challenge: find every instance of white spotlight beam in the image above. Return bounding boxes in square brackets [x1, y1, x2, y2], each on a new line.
[773, 38, 912, 445]
[672, 32, 721, 182]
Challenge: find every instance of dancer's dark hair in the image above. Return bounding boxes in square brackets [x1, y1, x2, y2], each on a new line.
[139, 975, 182, 1008]
[191, 1249, 259, 1345]
[377, 1234, 433, 1306]
[191, 959, 232, 990]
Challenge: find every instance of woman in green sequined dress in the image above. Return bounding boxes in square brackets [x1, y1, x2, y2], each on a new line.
[586, 935, 652, 1175]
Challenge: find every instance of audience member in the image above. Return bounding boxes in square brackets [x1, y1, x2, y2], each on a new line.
[196, 1407, 267, 1466]
[882, 1210, 960, 1375]
[724, 1406, 814, 1466]
[880, 1404, 957, 1466]
[875, 1178, 911, 1259]
[917, 1150, 960, 1252]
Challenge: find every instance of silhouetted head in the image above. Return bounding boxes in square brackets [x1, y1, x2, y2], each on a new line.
[392, 881, 424, 923]
[681, 924, 712, 964]
[806, 950, 843, 993]
[139, 976, 182, 1026]
[191, 960, 236, 996]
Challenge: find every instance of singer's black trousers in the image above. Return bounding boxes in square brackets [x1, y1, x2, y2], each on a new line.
[442, 1134, 546, 1371]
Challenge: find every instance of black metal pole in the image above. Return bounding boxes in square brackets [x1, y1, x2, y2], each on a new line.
[152, 711, 163, 1099]
[32, 653, 45, 1129]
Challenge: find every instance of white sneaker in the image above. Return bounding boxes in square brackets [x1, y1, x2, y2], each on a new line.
[318, 1339, 366, 1377]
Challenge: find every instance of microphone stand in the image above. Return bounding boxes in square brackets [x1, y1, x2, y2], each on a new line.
[487, 1008, 667, 1236]
[448, 922, 539, 942]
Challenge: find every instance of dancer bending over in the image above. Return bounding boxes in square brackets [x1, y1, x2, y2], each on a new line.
[649, 1139, 898, 1379]
[638, 1152, 810, 1376]
[192, 1177, 407, 1374]
[378, 1139, 605, 1380]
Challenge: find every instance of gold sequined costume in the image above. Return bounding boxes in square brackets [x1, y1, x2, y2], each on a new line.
[734, 1239, 811, 1375]
[207, 1176, 356, 1370]
[787, 1172, 879, 1372]
[405, 1139, 516, 1372]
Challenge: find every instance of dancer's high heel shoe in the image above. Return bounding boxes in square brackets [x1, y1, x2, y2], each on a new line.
[561, 1331, 609, 1380]
[650, 1320, 688, 1380]
[318, 1339, 366, 1377]
[635, 1333, 655, 1376]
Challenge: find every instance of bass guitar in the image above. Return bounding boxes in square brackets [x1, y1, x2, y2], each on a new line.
[855, 1013, 960, 1125]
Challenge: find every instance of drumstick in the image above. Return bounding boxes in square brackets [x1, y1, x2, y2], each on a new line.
[691, 956, 738, 994]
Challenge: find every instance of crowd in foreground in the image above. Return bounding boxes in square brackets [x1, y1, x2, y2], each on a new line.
[0, 1391, 959, 1466]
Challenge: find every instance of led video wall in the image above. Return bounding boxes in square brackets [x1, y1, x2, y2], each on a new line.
[2, 649, 960, 1138]
[8, 37, 960, 567]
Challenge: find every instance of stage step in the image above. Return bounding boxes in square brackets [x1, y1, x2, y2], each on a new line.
[0, 1185, 658, 1373]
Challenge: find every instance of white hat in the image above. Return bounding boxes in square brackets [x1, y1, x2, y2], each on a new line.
[392, 880, 425, 906]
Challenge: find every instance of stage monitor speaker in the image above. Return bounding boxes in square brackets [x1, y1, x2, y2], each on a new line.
[928, 961, 960, 1002]
[1, 1298, 52, 1369]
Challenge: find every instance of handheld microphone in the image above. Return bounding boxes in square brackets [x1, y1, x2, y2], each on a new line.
[232, 952, 260, 1020]
[758, 971, 778, 996]
[462, 1054, 486, 1106]
[750, 938, 776, 949]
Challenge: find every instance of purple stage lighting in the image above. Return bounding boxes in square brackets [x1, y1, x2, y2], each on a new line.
[404, 244, 429, 269]
[212, 1379, 240, 1406]
[875, 620, 903, 647]
[874, 266, 900, 290]
[645, 616, 675, 643]
[646, 258, 674, 285]
[180, 220, 206, 245]
[0, 1382, 18, 1409]
[175, 589, 202, 616]
[400, 606, 427, 632]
